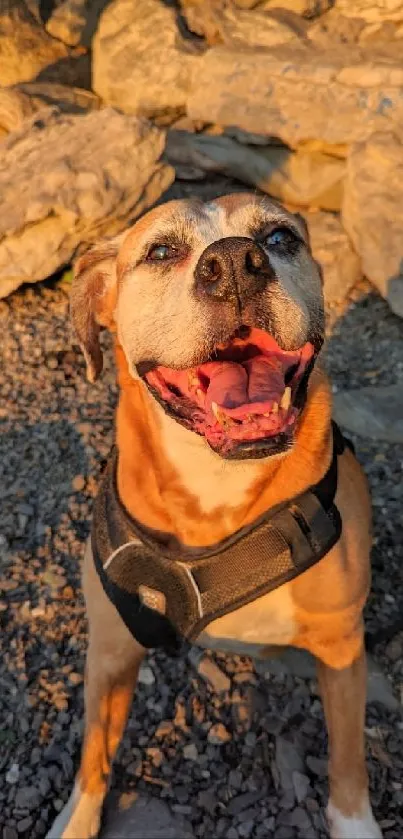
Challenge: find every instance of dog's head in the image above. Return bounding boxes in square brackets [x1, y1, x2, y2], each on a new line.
[71, 193, 324, 460]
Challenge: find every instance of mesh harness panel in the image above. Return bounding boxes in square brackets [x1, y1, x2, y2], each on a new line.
[92, 422, 351, 654]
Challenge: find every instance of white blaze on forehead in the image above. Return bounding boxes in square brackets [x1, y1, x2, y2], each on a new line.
[190, 201, 234, 244]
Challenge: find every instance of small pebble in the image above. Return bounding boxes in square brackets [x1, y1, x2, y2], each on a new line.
[207, 723, 231, 745]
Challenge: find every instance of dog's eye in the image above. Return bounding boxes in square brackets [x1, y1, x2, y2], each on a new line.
[264, 227, 299, 249]
[147, 244, 178, 262]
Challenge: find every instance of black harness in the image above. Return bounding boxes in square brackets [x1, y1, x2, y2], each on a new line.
[92, 422, 351, 655]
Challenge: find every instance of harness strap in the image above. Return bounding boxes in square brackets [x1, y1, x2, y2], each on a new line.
[92, 422, 349, 654]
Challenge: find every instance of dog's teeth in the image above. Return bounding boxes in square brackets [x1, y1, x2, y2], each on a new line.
[212, 402, 234, 427]
[272, 402, 279, 414]
[280, 387, 291, 412]
[188, 373, 199, 390]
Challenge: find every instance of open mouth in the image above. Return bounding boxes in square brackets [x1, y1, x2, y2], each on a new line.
[143, 328, 315, 459]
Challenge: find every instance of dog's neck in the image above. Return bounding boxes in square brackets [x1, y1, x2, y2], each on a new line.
[114, 345, 333, 546]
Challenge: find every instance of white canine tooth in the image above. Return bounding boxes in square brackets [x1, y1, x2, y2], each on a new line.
[211, 401, 234, 427]
[272, 402, 279, 414]
[280, 386, 291, 411]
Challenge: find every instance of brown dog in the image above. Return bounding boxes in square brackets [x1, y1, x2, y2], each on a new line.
[47, 194, 382, 839]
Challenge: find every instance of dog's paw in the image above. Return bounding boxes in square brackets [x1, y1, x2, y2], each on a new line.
[327, 800, 383, 839]
[46, 783, 103, 839]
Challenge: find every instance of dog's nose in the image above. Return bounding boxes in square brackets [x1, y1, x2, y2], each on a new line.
[194, 237, 274, 308]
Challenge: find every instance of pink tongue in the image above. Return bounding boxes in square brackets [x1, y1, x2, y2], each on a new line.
[206, 362, 248, 409]
[206, 357, 285, 410]
[245, 357, 284, 402]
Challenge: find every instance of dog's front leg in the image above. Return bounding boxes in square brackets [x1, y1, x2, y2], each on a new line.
[47, 638, 144, 839]
[47, 542, 146, 839]
[316, 644, 382, 839]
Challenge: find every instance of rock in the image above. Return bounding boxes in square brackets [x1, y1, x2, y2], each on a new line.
[366, 654, 401, 710]
[15, 784, 41, 810]
[342, 132, 403, 317]
[275, 736, 305, 793]
[306, 755, 328, 777]
[308, 8, 367, 47]
[71, 474, 85, 492]
[292, 771, 311, 803]
[0, 109, 173, 298]
[207, 723, 231, 744]
[0, 0, 68, 86]
[93, 0, 199, 118]
[188, 648, 231, 693]
[197, 789, 217, 814]
[183, 743, 199, 761]
[187, 45, 403, 149]
[260, 0, 332, 14]
[5, 763, 20, 785]
[227, 791, 262, 816]
[166, 131, 345, 211]
[138, 663, 156, 686]
[101, 794, 194, 838]
[16, 818, 33, 834]
[178, 0, 225, 43]
[335, 1, 403, 22]
[0, 83, 99, 136]
[46, 0, 108, 47]
[333, 385, 403, 443]
[302, 211, 362, 306]
[181, 2, 306, 47]
[285, 806, 313, 831]
[385, 636, 403, 662]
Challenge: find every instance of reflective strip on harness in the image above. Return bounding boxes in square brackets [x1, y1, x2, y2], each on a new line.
[92, 424, 346, 654]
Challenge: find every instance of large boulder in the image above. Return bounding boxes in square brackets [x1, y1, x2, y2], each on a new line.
[179, 1, 306, 47]
[0, 109, 174, 299]
[342, 132, 403, 318]
[335, 1, 403, 22]
[0, 83, 99, 136]
[0, 0, 69, 85]
[93, 0, 199, 118]
[46, 0, 108, 47]
[166, 130, 345, 210]
[301, 212, 362, 306]
[187, 44, 403, 149]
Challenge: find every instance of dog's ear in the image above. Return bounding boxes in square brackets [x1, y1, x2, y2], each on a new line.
[70, 233, 125, 382]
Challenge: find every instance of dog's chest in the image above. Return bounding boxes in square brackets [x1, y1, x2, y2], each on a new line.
[195, 583, 297, 657]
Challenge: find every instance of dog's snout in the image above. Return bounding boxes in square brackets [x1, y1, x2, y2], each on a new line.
[194, 237, 274, 308]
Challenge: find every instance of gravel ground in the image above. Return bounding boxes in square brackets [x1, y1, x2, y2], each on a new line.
[1, 179, 403, 839]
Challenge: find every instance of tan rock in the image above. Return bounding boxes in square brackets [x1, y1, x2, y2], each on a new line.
[0, 109, 174, 298]
[335, 0, 403, 23]
[301, 212, 362, 306]
[46, 0, 108, 47]
[342, 132, 403, 318]
[308, 8, 366, 45]
[0, 83, 99, 135]
[259, 0, 332, 14]
[0, 0, 68, 85]
[179, 0, 226, 42]
[187, 44, 403, 148]
[180, 1, 306, 47]
[166, 130, 345, 210]
[93, 0, 199, 117]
